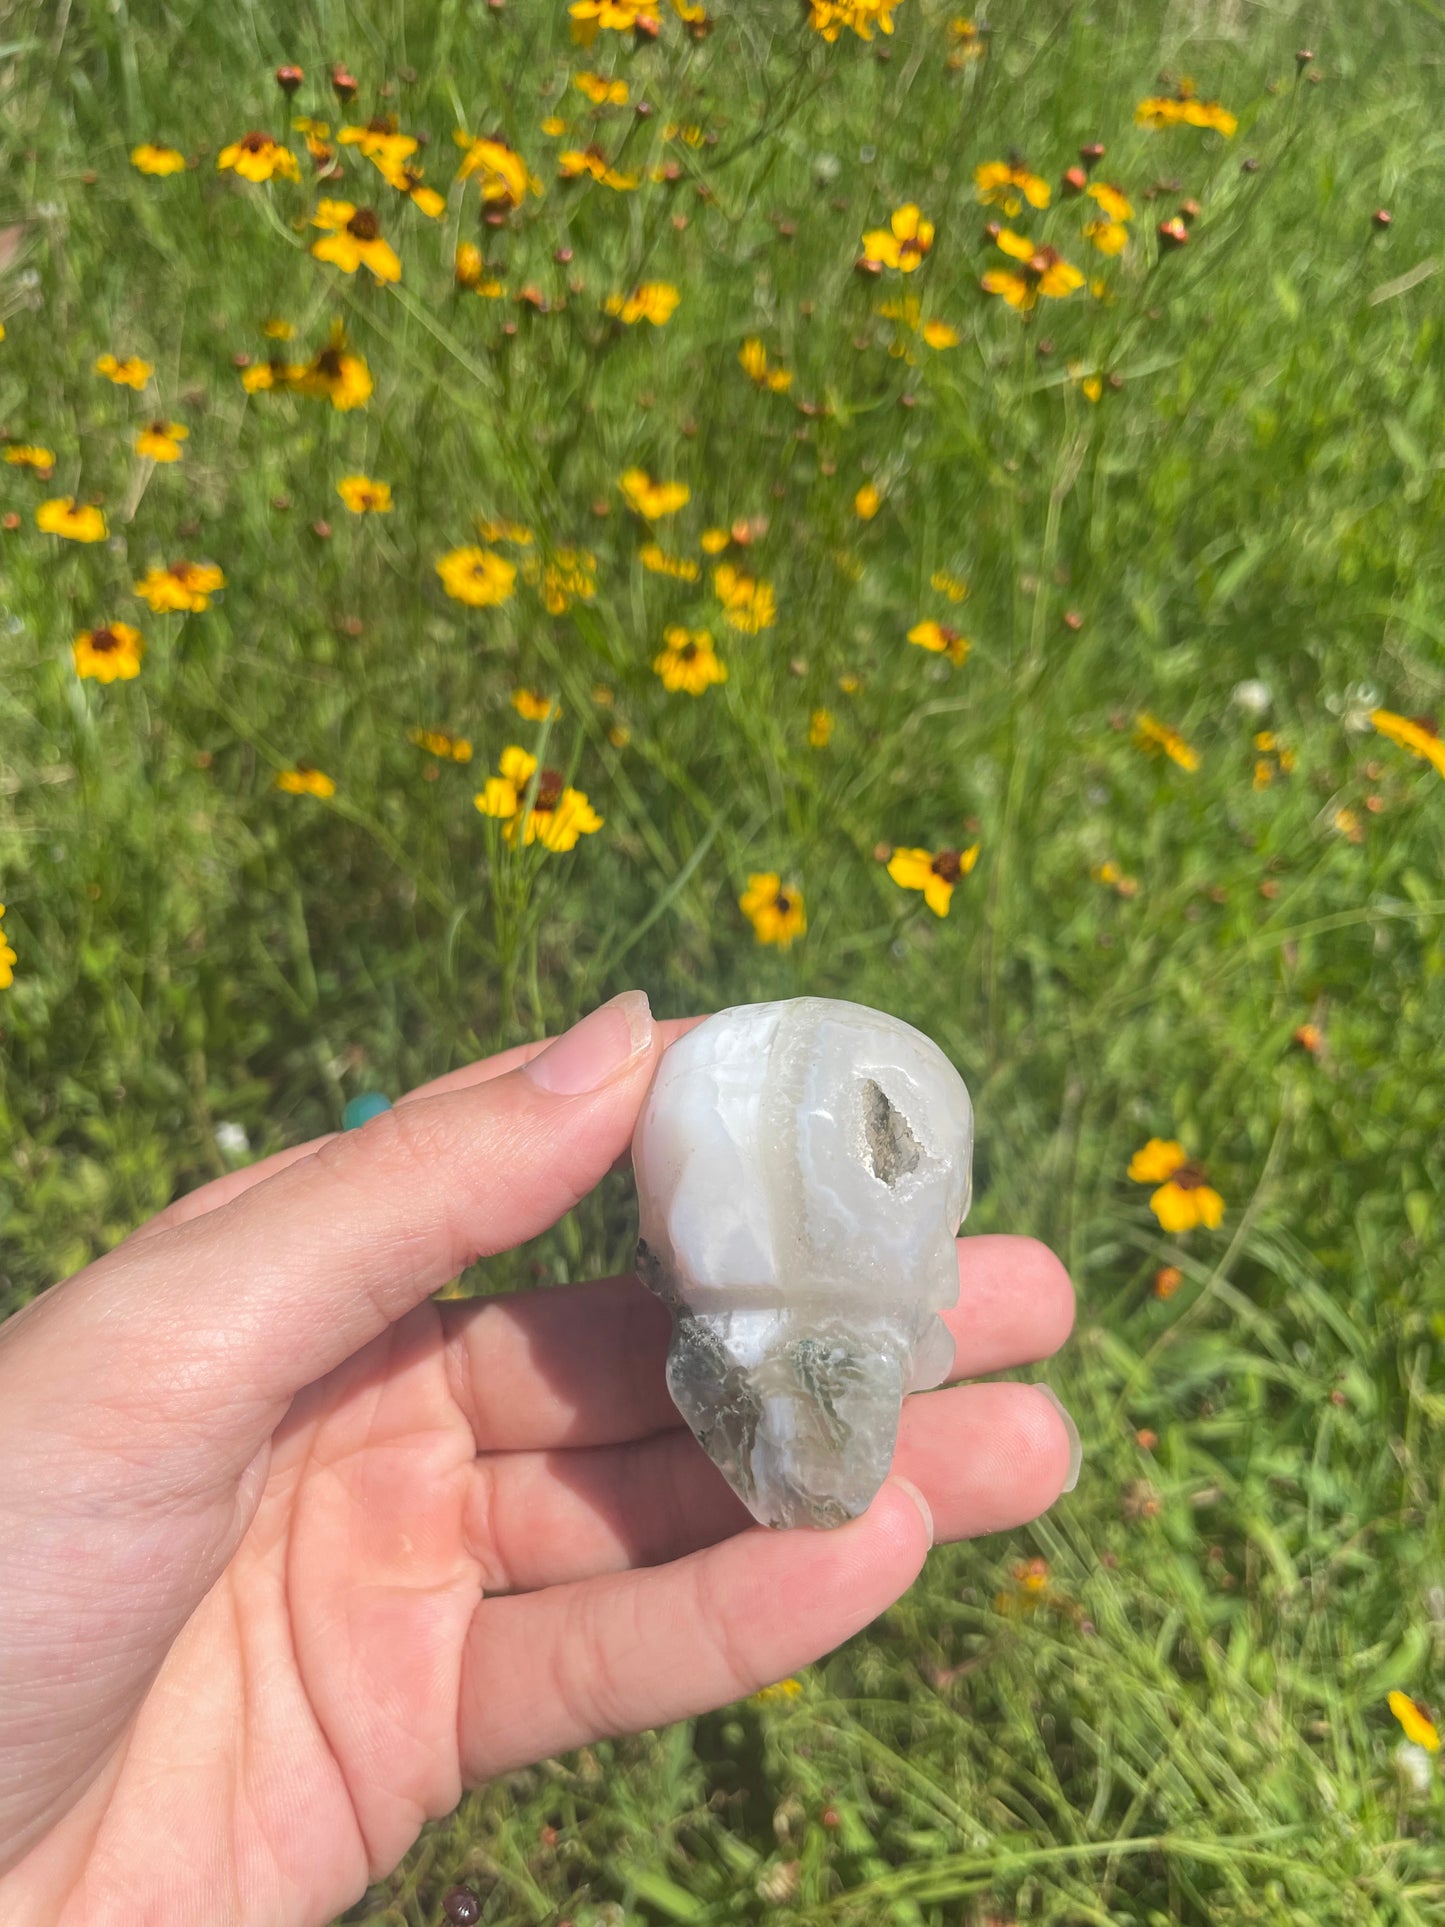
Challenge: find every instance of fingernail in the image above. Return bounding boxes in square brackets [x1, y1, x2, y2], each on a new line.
[524, 991, 653, 1096]
[890, 1476, 934, 1548]
[1034, 1385, 1082, 1493]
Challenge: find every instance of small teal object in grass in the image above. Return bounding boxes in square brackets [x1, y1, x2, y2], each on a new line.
[343, 1092, 392, 1130]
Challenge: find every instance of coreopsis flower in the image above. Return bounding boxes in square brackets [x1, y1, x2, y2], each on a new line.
[0, 914, 14, 991]
[293, 327, 374, 409]
[750, 1677, 804, 1705]
[975, 158, 1050, 215]
[36, 497, 106, 542]
[1128, 1139, 1225, 1232]
[454, 244, 504, 295]
[1084, 182, 1132, 254]
[604, 281, 680, 325]
[453, 132, 538, 205]
[1135, 82, 1237, 136]
[854, 481, 882, 519]
[311, 200, 401, 281]
[1389, 1693, 1440, 1753]
[558, 144, 639, 188]
[948, 18, 986, 62]
[981, 229, 1084, 311]
[860, 203, 934, 272]
[1251, 729, 1296, 788]
[134, 419, 187, 462]
[263, 317, 296, 339]
[639, 542, 700, 581]
[1070, 363, 1106, 401]
[713, 563, 775, 633]
[700, 527, 730, 554]
[512, 689, 560, 722]
[408, 726, 473, 761]
[540, 116, 569, 137]
[653, 625, 726, 694]
[740, 872, 805, 947]
[338, 119, 418, 169]
[133, 560, 225, 613]
[241, 355, 305, 395]
[620, 468, 689, 518]
[887, 844, 978, 916]
[131, 142, 186, 175]
[73, 621, 143, 683]
[475, 746, 603, 851]
[875, 297, 958, 351]
[4, 445, 55, 473]
[337, 474, 392, 513]
[1334, 806, 1365, 844]
[930, 569, 968, 602]
[376, 160, 447, 217]
[1091, 859, 1139, 897]
[805, 0, 901, 42]
[94, 353, 152, 388]
[908, 617, 969, 665]
[526, 547, 597, 614]
[292, 116, 331, 141]
[739, 337, 793, 391]
[218, 132, 300, 183]
[1135, 712, 1200, 771]
[477, 517, 534, 545]
[436, 546, 517, 607]
[575, 71, 629, 104]
[1371, 708, 1445, 779]
[276, 764, 337, 797]
[569, 0, 655, 40]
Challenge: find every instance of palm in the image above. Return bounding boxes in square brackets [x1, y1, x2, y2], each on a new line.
[22, 1245, 1072, 1927]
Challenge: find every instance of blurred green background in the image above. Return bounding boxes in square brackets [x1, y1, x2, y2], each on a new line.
[2, 0, 1444, 1918]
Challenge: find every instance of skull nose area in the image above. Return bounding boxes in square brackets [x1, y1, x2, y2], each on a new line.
[860, 1077, 921, 1186]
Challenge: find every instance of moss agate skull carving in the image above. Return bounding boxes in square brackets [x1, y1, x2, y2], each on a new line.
[632, 997, 973, 1529]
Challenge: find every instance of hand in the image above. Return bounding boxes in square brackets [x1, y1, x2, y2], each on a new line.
[0, 992, 1076, 1926]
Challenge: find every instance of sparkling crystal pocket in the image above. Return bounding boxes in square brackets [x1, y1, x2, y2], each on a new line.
[632, 997, 973, 1529]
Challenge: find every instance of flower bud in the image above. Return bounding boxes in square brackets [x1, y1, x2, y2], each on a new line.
[275, 64, 304, 94]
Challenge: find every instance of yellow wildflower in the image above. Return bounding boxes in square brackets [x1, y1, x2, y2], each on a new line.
[291, 326, 373, 410]
[131, 143, 186, 176]
[570, 0, 653, 40]
[860, 203, 934, 272]
[1135, 712, 1200, 772]
[134, 420, 187, 462]
[408, 727, 473, 762]
[217, 131, 300, 183]
[477, 517, 534, 545]
[453, 132, 538, 205]
[558, 146, 639, 190]
[713, 563, 776, 633]
[639, 542, 700, 581]
[620, 469, 690, 518]
[1091, 859, 1139, 897]
[1127, 1139, 1225, 1233]
[133, 561, 225, 613]
[575, 71, 629, 104]
[740, 873, 806, 947]
[94, 353, 152, 388]
[512, 689, 560, 722]
[751, 1678, 804, 1705]
[1136, 83, 1237, 136]
[1371, 708, 1445, 780]
[809, 708, 834, 748]
[276, 764, 337, 797]
[653, 625, 727, 695]
[540, 116, 569, 137]
[888, 844, 978, 917]
[604, 282, 681, 325]
[948, 18, 986, 62]
[930, 570, 968, 602]
[806, 0, 900, 42]
[4, 445, 55, 473]
[974, 158, 1050, 216]
[437, 546, 517, 607]
[474, 745, 603, 851]
[337, 119, 418, 170]
[981, 230, 1084, 311]
[310, 200, 401, 282]
[739, 337, 793, 391]
[263, 318, 295, 340]
[375, 159, 447, 218]
[36, 498, 106, 543]
[455, 243, 504, 295]
[1084, 218, 1129, 256]
[73, 621, 143, 683]
[921, 319, 960, 348]
[0, 925, 14, 990]
[527, 547, 597, 614]
[337, 475, 393, 514]
[700, 527, 730, 554]
[1389, 1692, 1441, 1753]
[854, 481, 882, 519]
[908, 618, 969, 665]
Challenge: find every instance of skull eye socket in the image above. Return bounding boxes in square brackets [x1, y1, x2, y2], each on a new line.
[861, 1078, 921, 1186]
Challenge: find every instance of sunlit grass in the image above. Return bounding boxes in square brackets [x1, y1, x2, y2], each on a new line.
[2, 1, 1445, 1920]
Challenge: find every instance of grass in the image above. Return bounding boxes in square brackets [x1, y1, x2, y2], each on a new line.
[3, 0, 1445, 1919]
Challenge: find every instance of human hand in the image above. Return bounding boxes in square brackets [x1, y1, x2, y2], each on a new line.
[0, 992, 1076, 1926]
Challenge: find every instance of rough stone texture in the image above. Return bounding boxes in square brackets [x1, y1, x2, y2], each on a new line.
[632, 997, 973, 1528]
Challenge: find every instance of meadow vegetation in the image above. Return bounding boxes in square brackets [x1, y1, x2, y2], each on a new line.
[2, 0, 1445, 1919]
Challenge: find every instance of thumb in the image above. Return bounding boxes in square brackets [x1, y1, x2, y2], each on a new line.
[3, 991, 660, 1486]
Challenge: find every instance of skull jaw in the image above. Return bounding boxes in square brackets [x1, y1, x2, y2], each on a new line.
[664, 1305, 922, 1529]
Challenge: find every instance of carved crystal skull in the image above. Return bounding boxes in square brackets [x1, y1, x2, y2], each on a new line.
[632, 997, 973, 1528]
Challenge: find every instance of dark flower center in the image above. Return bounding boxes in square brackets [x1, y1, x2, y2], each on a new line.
[240, 132, 272, 153]
[347, 208, 381, 240]
[533, 768, 564, 813]
[314, 348, 344, 378]
[773, 891, 794, 915]
[677, 640, 698, 661]
[1171, 1161, 1209, 1191]
[149, 420, 167, 435]
[931, 849, 963, 883]
[90, 627, 120, 653]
